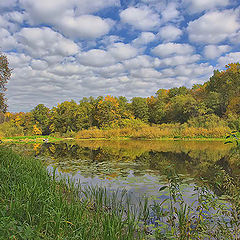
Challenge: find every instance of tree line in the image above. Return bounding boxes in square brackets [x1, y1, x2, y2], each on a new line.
[0, 53, 239, 137]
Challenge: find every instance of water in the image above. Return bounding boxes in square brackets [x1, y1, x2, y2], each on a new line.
[7, 140, 239, 201]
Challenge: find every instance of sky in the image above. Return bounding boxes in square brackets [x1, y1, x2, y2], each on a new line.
[1, 0, 240, 112]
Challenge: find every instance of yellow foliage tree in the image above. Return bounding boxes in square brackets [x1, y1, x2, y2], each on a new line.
[33, 124, 42, 135]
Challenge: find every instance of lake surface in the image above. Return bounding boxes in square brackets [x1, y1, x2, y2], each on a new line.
[7, 140, 239, 202]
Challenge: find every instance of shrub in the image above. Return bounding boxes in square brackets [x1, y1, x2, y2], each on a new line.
[187, 114, 227, 129]
[118, 118, 148, 130]
[227, 113, 240, 131]
[0, 121, 24, 137]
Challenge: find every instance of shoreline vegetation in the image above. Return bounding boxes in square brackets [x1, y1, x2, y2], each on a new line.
[0, 123, 232, 143]
[0, 134, 227, 144]
[1, 146, 240, 239]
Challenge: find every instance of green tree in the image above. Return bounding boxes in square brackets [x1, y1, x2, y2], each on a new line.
[168, 86, 189, 98]
[147, 96, 166, 124]
[166, 94, 199, 123]
[204, 91, 224, 116]
[131, 97, 149, 123]
[206, 63, 240, 116]
[31, 104, 51, 135]
[0, 53, 11, 112]
[50, 100, 80, 134]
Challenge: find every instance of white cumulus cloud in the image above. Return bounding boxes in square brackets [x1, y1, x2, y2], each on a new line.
[19, 0, 114, 39]
[132, 32, 156, 45]
[123, 55, 153, 69]
[30, 59, 49, 70]
[161, 2, 180, 22]
[16, 27, 80, 59]
[108, 43, 138, 61]
[187, 10, 240, 44]
[152, 43, 194, 57]
[120, 7, 161, 30]
[204, 45, 231, 59]
[218, 52, 240, 67]
[0, 28, 18, 51]
[158, 25, 182, 41]
[78, 49, 116, 67]
[183, 0, 229, 13]
[58, 15, 113, 39]
[0, 0, 18, 10]
[154, 54, 200, 67]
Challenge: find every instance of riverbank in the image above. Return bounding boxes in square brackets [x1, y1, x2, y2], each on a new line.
[0, 123, 232, 143]
[1, 135, 71, 143]
[1, 135, 227, 143]
[0, 147, 145, 239]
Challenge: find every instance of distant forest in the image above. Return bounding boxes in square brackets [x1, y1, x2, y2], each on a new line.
[0, 63, 239, 138]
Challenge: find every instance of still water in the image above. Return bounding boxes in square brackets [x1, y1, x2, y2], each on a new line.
[7, 140, 239, 201]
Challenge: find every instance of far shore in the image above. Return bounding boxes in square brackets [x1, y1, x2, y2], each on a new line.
[1, 135, 226, 143]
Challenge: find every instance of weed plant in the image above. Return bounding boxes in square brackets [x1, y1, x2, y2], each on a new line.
[150, 147, 240, 239]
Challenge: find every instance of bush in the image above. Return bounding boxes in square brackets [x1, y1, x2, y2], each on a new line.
[62, 130, 76, 138]
[0, 121, 24, 137]
[227, 113, 240, 131]
[187, 114, 227, 129]
[118, 118, 148, 130]
[76, 128, 105, 139]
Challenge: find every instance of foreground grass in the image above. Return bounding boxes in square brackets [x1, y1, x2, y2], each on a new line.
[0, 147, 144, 240]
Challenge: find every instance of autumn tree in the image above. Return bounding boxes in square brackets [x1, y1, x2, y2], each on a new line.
[94, 95, 125, 128]
[31, 104, 51, 135]
[0, 53, 11, 112]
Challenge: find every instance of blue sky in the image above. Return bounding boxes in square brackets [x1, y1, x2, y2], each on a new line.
[1, 0, 240, 112]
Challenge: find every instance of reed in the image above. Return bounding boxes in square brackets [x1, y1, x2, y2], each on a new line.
[151, 166, 240, 239]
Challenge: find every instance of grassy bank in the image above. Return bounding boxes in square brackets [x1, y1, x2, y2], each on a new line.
[0, 147, 145, 240]
[1, 134, 227, 143]
[1, 135, 70, 143]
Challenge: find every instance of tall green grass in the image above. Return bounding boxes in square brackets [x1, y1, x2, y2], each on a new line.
[0, 147, 145, 239]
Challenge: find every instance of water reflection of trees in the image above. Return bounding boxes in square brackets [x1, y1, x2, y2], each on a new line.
[7, 140, 239, 196]
[30, 140, 240, 182]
